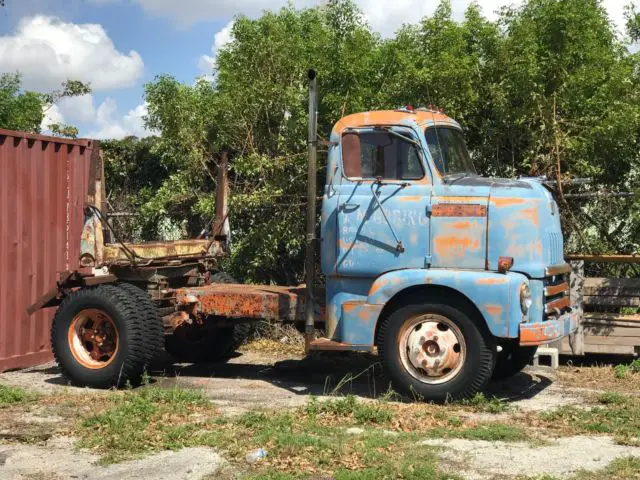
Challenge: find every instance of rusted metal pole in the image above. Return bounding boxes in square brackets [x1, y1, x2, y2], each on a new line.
[566, 254, 640, 263]
[305, 69, 318, 349]
[212, 152, 230, 247]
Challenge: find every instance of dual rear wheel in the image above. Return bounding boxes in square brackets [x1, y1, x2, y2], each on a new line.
[52, 277, 252, 388]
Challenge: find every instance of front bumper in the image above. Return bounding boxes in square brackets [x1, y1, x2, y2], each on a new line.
[519, 309, 579, 346]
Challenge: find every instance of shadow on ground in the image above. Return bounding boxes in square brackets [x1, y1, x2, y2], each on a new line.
[35, 349, 556, 403]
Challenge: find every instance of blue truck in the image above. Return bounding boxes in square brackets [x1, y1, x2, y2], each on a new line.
[30, 70, 577, 401]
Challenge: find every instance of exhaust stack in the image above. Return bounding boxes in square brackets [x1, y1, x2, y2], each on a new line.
[304, 69, 318, 349]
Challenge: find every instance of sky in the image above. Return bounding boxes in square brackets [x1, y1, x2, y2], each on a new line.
[0, 0, 637, 139]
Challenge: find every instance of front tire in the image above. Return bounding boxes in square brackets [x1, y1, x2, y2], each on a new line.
[378, 300, 495, 402]
[51, 284, 163, 388]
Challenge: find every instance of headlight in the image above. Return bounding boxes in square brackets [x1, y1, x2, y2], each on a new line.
[520, 283, 532, 314]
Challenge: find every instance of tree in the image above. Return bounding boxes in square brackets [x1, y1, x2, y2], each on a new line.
[0, 73, 45, 132]
[128, 0, 639, 283]
[0, 73, 91, 137]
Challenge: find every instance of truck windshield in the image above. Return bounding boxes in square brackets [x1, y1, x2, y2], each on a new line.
[424, 127, 476, 178]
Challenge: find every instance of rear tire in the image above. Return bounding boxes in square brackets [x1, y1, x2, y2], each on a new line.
[492, 343, 537, 381]
[118, 282, 164, 363]
[51, 284, 163, 388]
[378, 299, 495, 403]
[164, 271, 252, 362]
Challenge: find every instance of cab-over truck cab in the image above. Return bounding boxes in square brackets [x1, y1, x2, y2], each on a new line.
[319, 107, 577, 400]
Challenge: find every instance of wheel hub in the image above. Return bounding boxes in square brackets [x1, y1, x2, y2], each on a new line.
[401, 314, 465, 384]
[68, 309, 119, 369]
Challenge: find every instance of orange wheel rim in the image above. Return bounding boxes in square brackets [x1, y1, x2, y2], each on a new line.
[68, 309, 119, 369]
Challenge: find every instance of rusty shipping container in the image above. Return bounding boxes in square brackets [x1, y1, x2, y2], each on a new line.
[0, 129, 97, 373]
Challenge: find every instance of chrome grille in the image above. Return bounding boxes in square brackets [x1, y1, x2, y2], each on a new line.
[543, 274, 570, 318]
[547, 232, 564, 265]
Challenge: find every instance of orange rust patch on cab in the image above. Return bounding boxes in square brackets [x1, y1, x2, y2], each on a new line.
[475, 277, 508, 285]
[398, 196, 423, 202]
[432, 204, 487, 218]
[450, 221, 472, 230]
[343, 303, 357, 313]
[484, 304, 503, 317]
[490, 197, 526, 208]
[368, 279, 389, 296]
[433, 235, 480, 258]
[334, 110, 454, 133]
[521, 207, 540, 227]
[433, 196, 485, 203]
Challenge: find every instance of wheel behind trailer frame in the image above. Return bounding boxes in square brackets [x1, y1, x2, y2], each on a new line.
[164, 271, 252, 362]
[51, 283, 163, 388]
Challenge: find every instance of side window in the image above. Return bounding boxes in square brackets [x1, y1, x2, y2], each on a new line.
[342, 131, 424, 180]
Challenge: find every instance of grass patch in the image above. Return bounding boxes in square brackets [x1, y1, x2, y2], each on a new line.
[614, 359, 640, 379]
[461, 392, 510, 413]
[305, 395, 394, 424]
[0, 384, 36, 406]
[540, 395, 640, 445]
[597, 392, 628, 406]
[72, 387, 479, 477]
[427, 422, 527, 442]
[77, 386, 210, 464]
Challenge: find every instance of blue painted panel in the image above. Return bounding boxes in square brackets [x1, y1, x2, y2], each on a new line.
[366, 269, 528, 338]
[430, 185, 490, 270]
[334, 126, 432, 277]
[325, 276, 372, 340]
[487, 180, 564, 279]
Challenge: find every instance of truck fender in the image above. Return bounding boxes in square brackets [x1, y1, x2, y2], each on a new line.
[366, 268, 529, 340]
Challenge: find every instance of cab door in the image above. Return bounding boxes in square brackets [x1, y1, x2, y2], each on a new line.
[335, 127, 432, 277]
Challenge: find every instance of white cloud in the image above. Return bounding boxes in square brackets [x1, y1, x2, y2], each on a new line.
[56, 94, 97, 124]
[198, 20, 235, 74]
[86, 98, 152, 139]
[40, 104, 65, 132]
[0, 15, 144, 92]
[137, 0, 637, 38]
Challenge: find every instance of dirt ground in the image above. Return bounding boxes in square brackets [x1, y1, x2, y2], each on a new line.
[0, 347, 638, 480]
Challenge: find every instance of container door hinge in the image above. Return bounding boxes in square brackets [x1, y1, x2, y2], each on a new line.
[424, 255, 432, 267]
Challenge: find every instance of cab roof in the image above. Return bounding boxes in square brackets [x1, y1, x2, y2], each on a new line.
[333, 109, 460, 134]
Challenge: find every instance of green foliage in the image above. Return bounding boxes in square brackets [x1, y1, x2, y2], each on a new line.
[427, 422, 528, 442]
[107, 0, 640, 282]
[540, 396, 640, 445]
[0, 384, 35, 407]
[0, 73, 90, 136]
[613, 359, 640, 379]
[0, 73, 44, 132]
[78, 386, 208, 463]
[305, 395, 394, 424]
[462, 392, 510, 413]
[597, 391, 627, 405]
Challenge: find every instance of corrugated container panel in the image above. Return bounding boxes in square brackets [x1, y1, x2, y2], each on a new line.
[0, 129, 94, 372]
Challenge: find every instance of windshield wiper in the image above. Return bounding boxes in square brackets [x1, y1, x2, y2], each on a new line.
[444, 172, 478, 185]
[378, 127, 421, 148]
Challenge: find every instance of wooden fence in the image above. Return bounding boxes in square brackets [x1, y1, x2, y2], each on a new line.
[559, 256, 640, 356]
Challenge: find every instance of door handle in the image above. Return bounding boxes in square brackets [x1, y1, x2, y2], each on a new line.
[341, 203, 360, 211]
